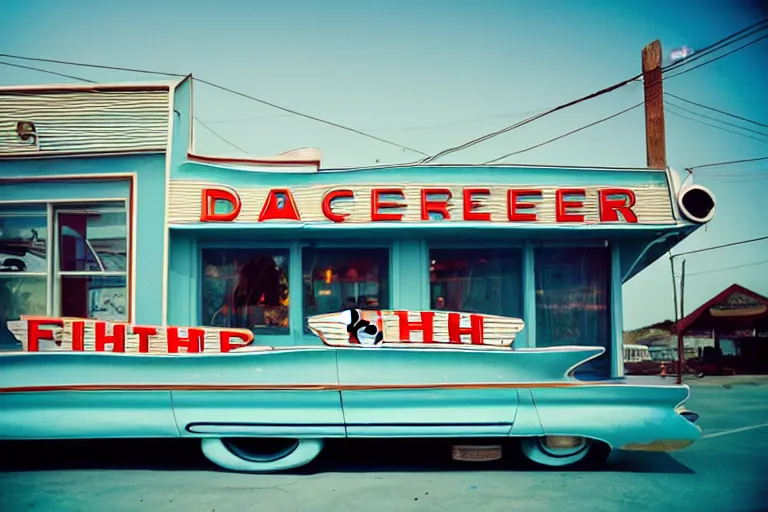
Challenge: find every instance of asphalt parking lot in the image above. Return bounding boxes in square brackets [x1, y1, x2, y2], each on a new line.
[1, 376, 766, 512]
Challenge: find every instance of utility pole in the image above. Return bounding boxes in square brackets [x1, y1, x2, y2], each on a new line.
[642, 39, 667, 169]
[669, 252, 679, 322]
[676, 259, 686, 385]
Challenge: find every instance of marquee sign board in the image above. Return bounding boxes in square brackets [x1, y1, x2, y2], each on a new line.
[8, 317, 257, 354]
[167, 181, 676, 226]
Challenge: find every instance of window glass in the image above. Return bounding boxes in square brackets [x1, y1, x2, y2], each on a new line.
[58, 205, 127, 272]
[0, 206, 48, 273]
[302, 248, 389, 327]
[534, 247, 612, 377]
[429, 248, 523, 318]
[201, 249, 290, 334]
[59, 275, 127, 322]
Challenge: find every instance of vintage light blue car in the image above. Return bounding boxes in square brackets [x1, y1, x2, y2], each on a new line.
[0, 309, 701, 473]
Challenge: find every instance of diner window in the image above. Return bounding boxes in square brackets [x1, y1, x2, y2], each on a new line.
[201, 248, 290, 334]
[534, 247, 611, 376]
[0, 205, 49, 350]
[429, 248, 523, 318]
[302, 248, 390, 329]
[56, 203, 129, 322]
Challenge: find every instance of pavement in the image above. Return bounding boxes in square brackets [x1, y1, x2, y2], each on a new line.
[1, 379, 767, 512]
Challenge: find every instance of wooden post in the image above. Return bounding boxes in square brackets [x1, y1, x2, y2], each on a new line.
[676, 259, 686, 385]
[642, 40, 667, 169]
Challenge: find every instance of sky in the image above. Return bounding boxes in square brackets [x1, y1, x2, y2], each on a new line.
[1, 0, 767, 330]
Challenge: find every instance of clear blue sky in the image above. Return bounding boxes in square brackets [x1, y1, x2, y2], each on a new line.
[1, 0, 767, 329]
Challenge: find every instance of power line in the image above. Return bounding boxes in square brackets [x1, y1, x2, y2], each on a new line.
[672, 234, 768, 258]
[664, 100, 768, 139]
[0, 60, 95, 83]
[664, 33, 768, 80]
[193, 117, 248, 154]
[687, 155, 768, 170]
[0, 59, 255, 156]
[419, 73, 643, 164]
[484, 101, 644, 164]
[0, 53, 429, 156]
[424, 20, 768, 164]
[687, 258, 768, 277]
[665, 106, 768, 145]
[665, 92, 768, 129]
[660, 19, 768, 74]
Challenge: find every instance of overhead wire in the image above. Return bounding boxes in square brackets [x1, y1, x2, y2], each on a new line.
[686, 259, 768, 277]
[687, 156, 768, 170]
[663, 100, 768, 139]
[672, 234, 768, 258]
[665, 105, 768, 145]
[664, 92, 768, 129]
[426, 18, 768, 164]
[0, 58, 253, 155]
[0, 53, 429, 156]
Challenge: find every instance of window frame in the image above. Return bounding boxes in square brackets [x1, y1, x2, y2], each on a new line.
[427, 244, 526, 318]
[299, 242, 393, 333]
[0, 198, 131, 323]
[197, 244, 293, 336]
[52, 201, 130, 322]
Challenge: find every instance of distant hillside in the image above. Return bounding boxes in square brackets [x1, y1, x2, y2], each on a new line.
[623, 320, 675, 345]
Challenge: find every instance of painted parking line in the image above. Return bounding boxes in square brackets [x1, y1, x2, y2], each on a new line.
[701, 422, 768, 439]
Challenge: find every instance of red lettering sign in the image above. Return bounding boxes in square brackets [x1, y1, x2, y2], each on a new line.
[258, 189, 301, 222]
[220, 330, 255, 353]
[555, 188, 585, 223]
[508, 189, 542, 222]
[25, 317, 62, 352]
[71, 320, 85, 351]
[395, 311, 435, 343]
[133, 326, 157, 353]
[599, 188, 638, 223]
[463, 188, 492, 221]
[167, 327, 206, 353]
[421, 188, 452, 221]
[322, 189, 354, 223]
[200, 188, 242, 222]
[447, 313, 484, 344]
[371, 189, 405, 221]
[94, 322, 126, 352]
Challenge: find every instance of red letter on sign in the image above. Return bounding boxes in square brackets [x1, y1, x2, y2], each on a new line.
[26, 318, 63, 352]
[167, 327, 206, 353]
[220, 330, 255, 353]
[200, 188, 241, 222]
[555, 188, 586, 223]
[258, 189, 301, 222]
[395, 311, 435, 343]
[133, 326, 157, 353]
[322, 189, 354, 223]
[371, 189, 405, 221]
[71, 320, 85, 351]
[508, 189, 542, 222]
[598, 188, 638, 223]
[94, 322, 126, 353]
[447, 313, 484, 345]
[463, 188, 491, 221]
[421, 188, 452, 220]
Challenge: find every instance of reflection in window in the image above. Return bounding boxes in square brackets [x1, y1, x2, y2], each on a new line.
[58, 206, 127, 272]
[0, 206, 48, 273]
[56, 202, 129, 322]
[201, 249, 290, 334]
[302, 248, 389, 327]
[534, 247, 611, 377]
[0, 205, 48, 351]
[429, 248, 523, 318]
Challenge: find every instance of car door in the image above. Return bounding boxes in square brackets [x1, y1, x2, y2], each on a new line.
[337, 347, 519, 437]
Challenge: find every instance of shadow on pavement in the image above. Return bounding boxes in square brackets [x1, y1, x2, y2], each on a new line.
[0, 438, 695, 475]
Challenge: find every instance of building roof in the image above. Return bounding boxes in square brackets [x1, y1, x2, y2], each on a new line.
[675, 283, 768, 334]
[0, 80, 183, 94]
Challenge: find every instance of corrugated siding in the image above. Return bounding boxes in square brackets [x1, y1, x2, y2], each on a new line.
[0, 90, 170, 156]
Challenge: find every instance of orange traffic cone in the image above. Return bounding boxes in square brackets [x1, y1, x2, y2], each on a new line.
[660, 363, 667, 378]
